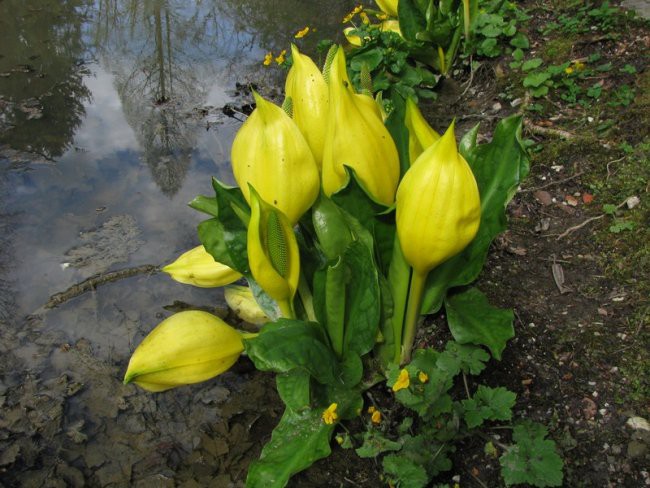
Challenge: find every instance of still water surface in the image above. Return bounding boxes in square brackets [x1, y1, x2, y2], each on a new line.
[0, 1, 354, 484]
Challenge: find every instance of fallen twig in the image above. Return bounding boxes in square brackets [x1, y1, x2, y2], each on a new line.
[45, 264, 159, 308]
[524, 120, 574, 139]
[521, 171, 585, 193]
[606, 155, 626, 181]
[555, 197, 629, 240]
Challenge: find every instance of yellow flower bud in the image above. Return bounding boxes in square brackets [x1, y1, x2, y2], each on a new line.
[396, 122, 481, 275]
[231, 91, 319, 225]
[343, 27, 363, 47]
[247, 187, 300, 317]
[285, 45, 329, 168]
[224, 285, 270, 325]
[123, 311, 247, 392]
[392, 368, 410, 392]
[162, 245, 242, 288]
[322, 47, 399, 205]
[322, 403, 338, 424]
[375, 0, 398, 17]
[404, 97, 440, 164]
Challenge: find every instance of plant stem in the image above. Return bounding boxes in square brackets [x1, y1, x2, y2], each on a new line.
[400, 270, 428, 364]
[387, 235, 411, 365]
[298, 273, 316, 322]
[278, 298, 295, 319]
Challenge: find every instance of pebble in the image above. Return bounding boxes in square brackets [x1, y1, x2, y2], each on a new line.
[627, 417, 650, 431]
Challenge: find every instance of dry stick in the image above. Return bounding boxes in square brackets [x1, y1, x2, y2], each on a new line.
[555, 197, 629, 240]
[606, 155, 626, 181]
[45, 264, 159, 309]
[520, 171, 585, 193]
[523, 119, 574, 140]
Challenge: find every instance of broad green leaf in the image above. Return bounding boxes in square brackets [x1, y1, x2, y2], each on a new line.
[244, 319, 339, 385]
[311, 193, 353, 261]
[331, 170, 395, 273]
[246, 407, 334, 488]
[311, 382, 364, 420]
[350, 47, 384, 72]
[398, 0, 427, 42]
[421, 115, 529, 314]
[196, 178, 251, 274]
[522, 58, 543, 71]
[510, 32, 529, 49]
[339, 352, 363, 387]
[523, 71, 552, 87]
[444, 287, 514, 360]
[385, 94, 410, 177]
[314, 241, 381, 358]
[276, 370, 311, 412]
[500, 421, 564, 487]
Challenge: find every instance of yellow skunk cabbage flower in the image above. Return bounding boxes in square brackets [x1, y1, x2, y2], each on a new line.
[404, 97, 440, 165]
[396, 121, 480, 275]
[285, 44, 329, 168]
[343, 27, 363, 47]
[162, 245, 242, 288]
[322, 47, 399, 205]
[231, 91, 319, 225]
[247, 186, 300, 318]
[381, 19, 401, 36]
[224, 285, 270, 325]
[375, 0, 398, 17]
[123, 311, 250, 392]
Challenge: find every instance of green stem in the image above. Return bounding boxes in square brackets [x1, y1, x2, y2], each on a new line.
[400, 270, 428, 364]
[386, 234, 411, 365]
[278, 298, 295, 319]
[297, 273, 316, 322]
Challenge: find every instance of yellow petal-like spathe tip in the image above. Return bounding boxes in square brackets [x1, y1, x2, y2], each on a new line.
[396, 121, 481, 275]
[404, 97, 440, 164]
[285, 44, 329, 168]
[162, 245, 242, 288]
[322, 47, 400, 205]
[231, 91, 319, 225]
[224, 285, 270, 325]
[123, 311, 245, 392]
[375, 0, 399, 17]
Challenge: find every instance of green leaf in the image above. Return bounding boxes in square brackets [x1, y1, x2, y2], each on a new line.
[530, 85, 549, 98]
[313, 240, 381, 358]
[461, 385, 516, 428]
[197, 179, 251, 274]
[383, 454, 429, 488]
[523, 71, 552, 87]
[276, 370, 311, 412]
[398, 0, 427, 42]
[510, 32, 529, 48]
[421, 115, 529, 315]
[350, 47, 384, 72]
[444, 287, 514, 360]
[437, 341, 490, 376]
[244, 319, 339, 385]
[522, 58, 543, 71]
[500, 421, 564, 487]
[246, 407, 334, 488]
[512, 48, 524, 61]
[356, 431, 402, 458]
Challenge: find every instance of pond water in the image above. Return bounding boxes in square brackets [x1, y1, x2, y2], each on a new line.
[0, 1, 355, 485]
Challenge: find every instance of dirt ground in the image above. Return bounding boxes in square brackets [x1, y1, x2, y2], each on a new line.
[0, 1, 648, 487]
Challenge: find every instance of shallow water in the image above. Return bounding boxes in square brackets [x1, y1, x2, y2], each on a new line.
[0, 0, 355, 484]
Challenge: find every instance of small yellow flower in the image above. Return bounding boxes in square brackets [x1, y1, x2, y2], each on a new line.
[574, 61, 586, 71]
[335, 435, 344, 445]
[342, 4, 363, 23]
[418, 371, 429, 383]
[564, 66, 574, 75]
[322, 403, 338, 424]
[371, 410, 382, 424]
[275, 49, 287, 65]
[294, 26, 310, 39]
[376, 13, 388, 20]
[360, 12, 370, 24]
[263, 52, 273, 66]
[367, 406, 376, 414]
[392, 369, 410, 392]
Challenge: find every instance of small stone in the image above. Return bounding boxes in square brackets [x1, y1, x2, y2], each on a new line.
[627, 416, 650, 431]
[626, 196, 640, 209]
[627, 440, 648, 459]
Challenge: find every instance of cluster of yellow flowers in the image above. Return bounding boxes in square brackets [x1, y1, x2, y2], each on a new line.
[263, 49, 288, 66]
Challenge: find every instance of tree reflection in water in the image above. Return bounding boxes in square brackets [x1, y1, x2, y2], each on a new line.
[0, 0, 92, 159]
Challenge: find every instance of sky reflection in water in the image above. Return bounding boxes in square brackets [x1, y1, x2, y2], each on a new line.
[0, 0, 352, 350]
